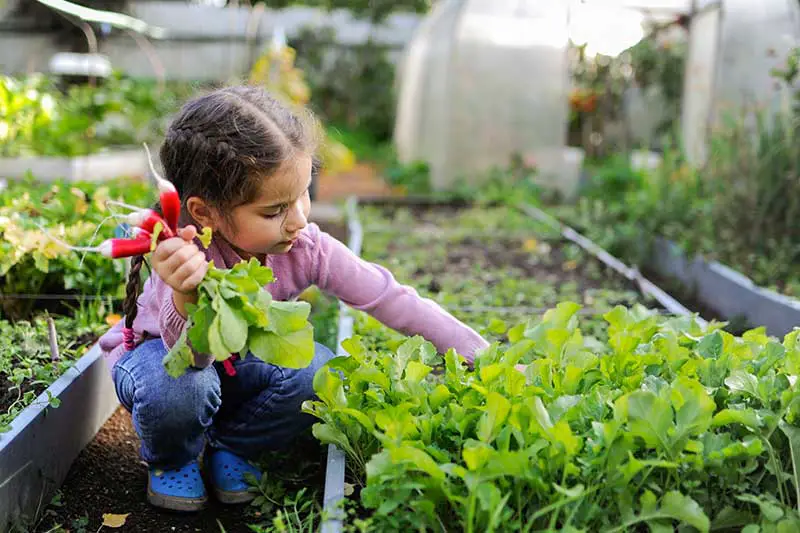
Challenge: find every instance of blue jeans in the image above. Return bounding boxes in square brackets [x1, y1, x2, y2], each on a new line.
[112, 338, 335, 469]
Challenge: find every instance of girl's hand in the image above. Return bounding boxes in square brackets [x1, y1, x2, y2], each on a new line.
[152, 225, 209, 295]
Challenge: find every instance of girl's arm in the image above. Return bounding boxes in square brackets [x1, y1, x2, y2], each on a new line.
[310, 226, 489, 365]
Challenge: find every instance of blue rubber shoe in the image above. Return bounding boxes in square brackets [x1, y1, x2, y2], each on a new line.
[206, 449, 262, 504]
[147, 460, 207, 512]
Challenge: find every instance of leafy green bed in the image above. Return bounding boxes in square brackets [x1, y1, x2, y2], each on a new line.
[307, 304, 800, 532]
[1, 73, 190, 158]
[300, 197, 800, 533]
[0, 311, 109, 433]
[0, 177, 155, 320]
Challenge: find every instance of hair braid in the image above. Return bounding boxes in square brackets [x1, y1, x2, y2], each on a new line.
[122, 254, 145, 351]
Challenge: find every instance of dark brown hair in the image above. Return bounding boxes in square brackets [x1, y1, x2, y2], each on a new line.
[122, 85, 319, 341]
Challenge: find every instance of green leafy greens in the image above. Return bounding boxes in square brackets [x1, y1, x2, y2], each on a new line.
[163, 258, 315, 377]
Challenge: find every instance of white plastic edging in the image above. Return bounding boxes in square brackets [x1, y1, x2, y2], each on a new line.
[519, 203, 707, 327]
[0, 343, 119, 532]
[0, 149, 149, 183]
[321, 196, 362, 533]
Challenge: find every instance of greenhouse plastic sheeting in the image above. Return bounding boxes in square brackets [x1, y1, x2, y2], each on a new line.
[681, 3, 720, 165]
[680, 0, 799, 165]
[714, 0, 799, 118]
[394, 0, 572, 195]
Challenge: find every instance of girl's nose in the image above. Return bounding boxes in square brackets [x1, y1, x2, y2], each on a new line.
[283, 201, 308, 234]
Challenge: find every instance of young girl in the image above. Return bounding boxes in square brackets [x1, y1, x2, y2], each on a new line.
[98, 86, 489, 512]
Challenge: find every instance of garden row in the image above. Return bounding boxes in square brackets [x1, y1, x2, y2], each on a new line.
[551, 50, 800, 338]
[304, 200, 800, 532]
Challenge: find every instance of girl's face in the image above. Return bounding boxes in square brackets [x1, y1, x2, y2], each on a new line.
[189, 155, 313, 262]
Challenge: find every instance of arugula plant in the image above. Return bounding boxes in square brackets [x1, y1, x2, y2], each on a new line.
[163, 258, 315, 378]
[304, 302, 800, 532]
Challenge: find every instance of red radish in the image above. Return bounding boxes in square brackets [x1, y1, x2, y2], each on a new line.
[130, 227, 151, 239]
[123, 209, 175, 240]
[144, 142, 181, 232]
[158, 184, 180, 233]
[97, 237, 154, 258]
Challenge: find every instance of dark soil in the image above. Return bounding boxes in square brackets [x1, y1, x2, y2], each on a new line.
[426, 237, 631, 292]
[382, 235, 644, 307]
[36, 407, 251, 533]
[35, 406, 328, 533]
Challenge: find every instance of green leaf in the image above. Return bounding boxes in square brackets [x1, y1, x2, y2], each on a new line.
[198, 226, 212, 248]
[393, 336, 425, 380]
[351, 366, 391, 390]
[479, 363, 504, 384]
[697, 331, 723, 359]
[429, 384, 451, 411]
[779, 420, 800, 510]
[208, 315, 231, 361]
[477, 392, 511, 443]
[552, 420, 581, 456]
[150, 221, 163, 252]
[312, 365, 347, 407]
[388, 445, 444, 481]
[463, 441, 492, 471]
[245, 257, 275, 285]
[268, 300, 311, 335]
[725, 371, 761, 400]
[508, 323, 526, 343]
[712, 408, 761, 430]
[342, 335, 366, 360]
[404, 360, 432, 385]
[660, 491, 709, 531]
[736, 494, 784, 523]
[312, 423, 355, 456]
[249, 324, 314, 369]
[187, 303, 213, 354]
[671, 377, 715, 442]
[163, 326, 195, 378]
[616, 391, 672, 452]
[218, 299, 247, 354]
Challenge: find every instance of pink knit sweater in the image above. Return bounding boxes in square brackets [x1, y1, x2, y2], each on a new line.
[98, 223, 488, 373]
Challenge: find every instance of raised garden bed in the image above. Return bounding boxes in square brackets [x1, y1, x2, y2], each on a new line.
[307, 198, 740, 532]
[0, 149, 150, 183]
[0, 328, 117, 532]
[647, 237, 800, 338]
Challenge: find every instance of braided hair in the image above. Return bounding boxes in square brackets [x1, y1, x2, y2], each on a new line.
[121, 86, 319, 351]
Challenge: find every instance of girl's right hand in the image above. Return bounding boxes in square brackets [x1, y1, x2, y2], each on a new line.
[152, 225, 209, 295]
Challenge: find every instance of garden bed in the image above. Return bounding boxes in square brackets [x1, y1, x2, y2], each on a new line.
[303, 199, 800, 532]
[0, 339, 117, 533]
[0, 149, 150, 183]
[647, 237, 800, 338]
[307, 199, 716, 531]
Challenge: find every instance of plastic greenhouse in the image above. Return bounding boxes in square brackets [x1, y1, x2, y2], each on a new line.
[393, 0, 576, 196]
[683, 0, 800, 164]
[396, 0, 800, 189]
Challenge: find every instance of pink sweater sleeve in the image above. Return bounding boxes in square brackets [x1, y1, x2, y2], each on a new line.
[310, 227, 489, 365]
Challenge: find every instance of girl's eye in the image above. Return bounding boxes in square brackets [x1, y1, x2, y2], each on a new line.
[263, 211, 282, 219]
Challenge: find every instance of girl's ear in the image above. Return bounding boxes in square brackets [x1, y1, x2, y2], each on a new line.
[186, 196, 216, 230]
